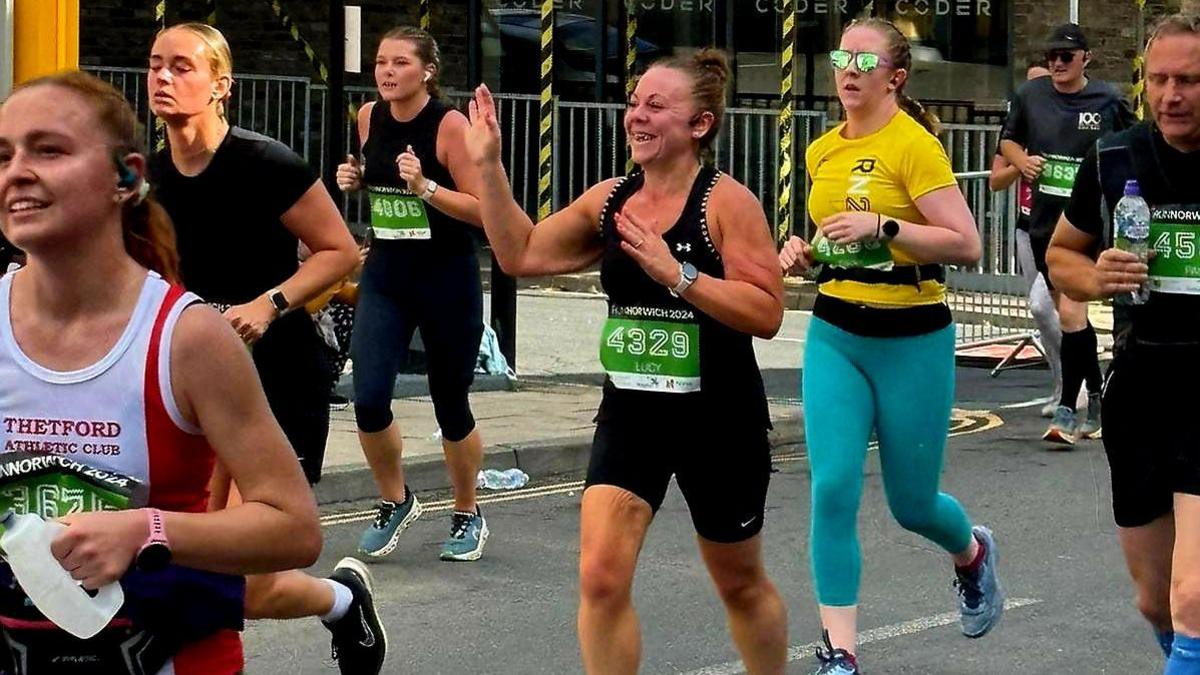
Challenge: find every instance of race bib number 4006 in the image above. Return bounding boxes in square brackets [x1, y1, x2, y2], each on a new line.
[1148, 206, 1200, 294]
[369, 187, 431, 240]
[599, 310, 700, 394]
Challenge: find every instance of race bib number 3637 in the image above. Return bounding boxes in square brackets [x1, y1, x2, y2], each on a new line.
[1037, 155, 1082, 198]
[599, 313, 700, 393]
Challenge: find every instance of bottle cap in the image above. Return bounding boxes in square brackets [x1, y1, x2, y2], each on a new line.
[1124, 180, 1140, 197]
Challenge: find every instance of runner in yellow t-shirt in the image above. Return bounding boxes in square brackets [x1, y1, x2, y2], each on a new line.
[778, 17, 1003, 675]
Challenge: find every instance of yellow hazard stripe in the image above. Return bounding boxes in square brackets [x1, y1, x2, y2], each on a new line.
[538, 0, 554, 220]
[776, 0, 795, 245]
[624, 8, 638, 174]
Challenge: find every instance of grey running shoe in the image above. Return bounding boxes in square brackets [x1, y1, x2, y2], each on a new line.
[439, 508, 489, 562]
[1077, 393, 1102, 439]
[956, 526, 1004, 638]
[811, 631, 859, 674]
[1042, 405, 1076, 446]
[358, 487, 423, 557]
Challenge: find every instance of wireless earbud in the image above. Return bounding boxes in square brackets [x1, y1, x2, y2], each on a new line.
[114, 154, 138, 190]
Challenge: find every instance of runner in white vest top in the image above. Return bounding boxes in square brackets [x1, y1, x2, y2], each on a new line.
[0, 70, 320, 675]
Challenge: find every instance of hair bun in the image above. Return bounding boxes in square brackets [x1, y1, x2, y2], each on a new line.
[692, 48, 731, 87]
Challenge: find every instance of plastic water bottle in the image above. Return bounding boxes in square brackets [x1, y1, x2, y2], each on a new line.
[476, 468, 529, 490]
[1114, 179, 1152, 305]
[0, 511, 123, 639]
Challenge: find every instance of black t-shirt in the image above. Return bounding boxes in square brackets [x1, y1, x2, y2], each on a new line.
[1001, 77, 1136, 239]
[1065, 122, 1200, 349]
[149, 127, 318, 305]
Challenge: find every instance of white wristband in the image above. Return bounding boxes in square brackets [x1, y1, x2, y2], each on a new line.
[420, 180, 439, 202]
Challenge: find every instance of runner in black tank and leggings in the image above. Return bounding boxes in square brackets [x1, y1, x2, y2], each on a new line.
[336, 26, 489, 562]
[465, 50, 789, 674]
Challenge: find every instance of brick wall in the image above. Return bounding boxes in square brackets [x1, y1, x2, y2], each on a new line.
[80, 0, 470, 90]
[1011, 0, 1182, 90]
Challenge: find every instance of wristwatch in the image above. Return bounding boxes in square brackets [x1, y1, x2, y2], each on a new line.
[881, 219, 901, 242]
[266, 288, 289, 316]
[136, 508, 172, 571]
[420, 179, 439, 202]
[670, 262, 699, 297]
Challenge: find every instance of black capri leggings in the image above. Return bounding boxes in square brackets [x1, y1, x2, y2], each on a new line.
[350, 242, 483, 442]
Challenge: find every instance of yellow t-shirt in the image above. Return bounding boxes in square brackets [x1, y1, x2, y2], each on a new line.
[806, 111, 958, 307]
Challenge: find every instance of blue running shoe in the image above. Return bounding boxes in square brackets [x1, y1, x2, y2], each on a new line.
[957, 525, 1004, 638]
[358, 487, 423, 558]
[1042, 406, 1077, 446]
[811, 631, 860, 674]
[439, 508, 489, 562]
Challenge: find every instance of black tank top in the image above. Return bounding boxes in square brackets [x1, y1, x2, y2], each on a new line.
[362, 97, 475, 257]
[596, 167, 769, 429]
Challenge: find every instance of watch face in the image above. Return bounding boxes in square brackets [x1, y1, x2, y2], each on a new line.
[269, 291, 288, 312]
[137, 543, 172, 571]
[682, 262, 699, 281]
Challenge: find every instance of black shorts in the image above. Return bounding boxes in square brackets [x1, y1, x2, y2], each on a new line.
[1102, 346, 1200, 527]
[585, 397, 772, 544]
[1029, 234, 1055, 291]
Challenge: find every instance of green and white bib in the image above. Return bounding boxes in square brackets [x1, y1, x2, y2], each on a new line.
[368, 186, 431, 240]
[600, 306, 700, 393]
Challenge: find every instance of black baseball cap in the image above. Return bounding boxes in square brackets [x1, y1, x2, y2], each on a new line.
[1045, 23, 1090, 52]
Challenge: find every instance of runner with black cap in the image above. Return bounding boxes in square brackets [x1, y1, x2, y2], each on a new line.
[999, 22, 1137, 445]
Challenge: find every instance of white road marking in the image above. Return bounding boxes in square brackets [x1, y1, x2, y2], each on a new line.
[679, 598, 1041, 675]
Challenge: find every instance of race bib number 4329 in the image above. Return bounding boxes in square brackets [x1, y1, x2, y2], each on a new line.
[599, 314, 700, 394]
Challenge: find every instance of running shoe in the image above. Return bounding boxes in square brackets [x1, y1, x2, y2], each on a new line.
[324, 557, 387, 675]
[1077, 393, 1102, 439]
[956, 526, 1004, 638]
[358, 487, 423, 557]
[1042, 405, 1076, 445]
[439, 507, 489, 562]
[1040, 398, 1059, 418]
[811, 631, 859, 674]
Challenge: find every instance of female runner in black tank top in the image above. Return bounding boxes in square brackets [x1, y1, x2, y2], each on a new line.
[335, 27, 490, 563]
[464, 50, 789, 674]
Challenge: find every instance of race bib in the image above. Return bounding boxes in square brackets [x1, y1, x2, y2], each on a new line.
[0, 452, 146, 518]
[1147, 205, 1200, 295]
[369, 187, 431, 240]
[810, 230, 894, 271]
[599, 307, 699, 393]
[1037, 155, 1082, 198]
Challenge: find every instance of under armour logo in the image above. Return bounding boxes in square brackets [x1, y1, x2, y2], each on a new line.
[676, 243, 692, 252]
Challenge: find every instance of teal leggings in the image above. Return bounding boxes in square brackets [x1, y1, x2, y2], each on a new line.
[802, 317, 973, 607]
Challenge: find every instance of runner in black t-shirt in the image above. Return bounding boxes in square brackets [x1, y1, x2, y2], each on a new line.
[990, 59, 1062, 418]
[1046, 14, 1200, 668]
[147, 23, 385, 675]
[1000, 23, 1137, 445]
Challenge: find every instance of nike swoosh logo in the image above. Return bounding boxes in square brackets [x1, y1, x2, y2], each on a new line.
[359, 613, 376, 648]
[740, 517, 757, 528]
